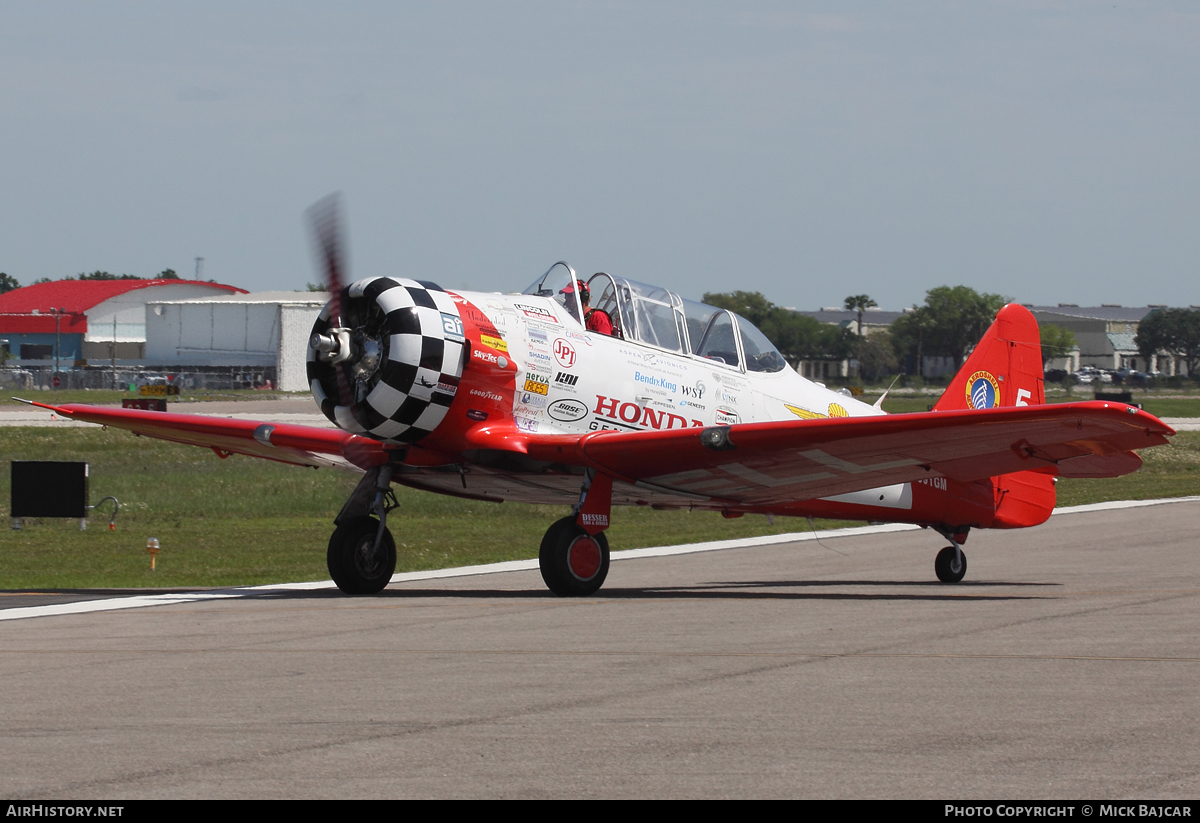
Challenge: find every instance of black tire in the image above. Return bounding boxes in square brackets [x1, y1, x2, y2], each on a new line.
[328, 516, 397, 595]
[539, 515, 610, 597]
[935, 545, 967, 583]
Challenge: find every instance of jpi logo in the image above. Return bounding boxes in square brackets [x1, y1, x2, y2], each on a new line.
[554, 338, 577, 368]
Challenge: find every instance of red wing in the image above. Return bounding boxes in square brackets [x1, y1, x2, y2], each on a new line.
[32, 400, 1173, 508]
[34, 402, 390, 470]
[527, 402, 1173, 506]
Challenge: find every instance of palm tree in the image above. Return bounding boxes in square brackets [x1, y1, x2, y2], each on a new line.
[844, 294, 877, 338]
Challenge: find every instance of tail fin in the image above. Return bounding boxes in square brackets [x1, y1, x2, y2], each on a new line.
[933, 304, 1045, 411]
[934, 304, 1054, 528]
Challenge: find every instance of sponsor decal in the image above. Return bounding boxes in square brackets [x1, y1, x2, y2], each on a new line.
[580, 513, 608, 527]
[441, 313, 465, 343]
[719, 391, 738, 404]
[715, 407, 740, 425]
[785, 404, 825, 419]
[471, 349, 509, 369]
[679, 399, 706, 410]
[515, 303, 560, 323]
[634, 371, 676, 393]
[518, 391, 548, 408]
[469, 388, 504, 403]
[548, 398, 589, 422]
[462, 305, 503, 335]
[711, 372, 749, 389]
[592, 395, 704, 431]
[436, 379, 459, 396]
[524, 377, 550, 396]
[466, 409, 488, 422]
[680, 381, 706, 400]
[624, 350, 686, 374]
[462, 304, 492, 324]
[479, 333, 508, 354]
[966, 371, 1000, 409]
[553, 338, 577, 368]
[514, 415, 540, 432]
[527, 351, 552, 364]
[827, 403, 849, 418]
[529, 328, 548, 343]
[555, 372, 579, 387]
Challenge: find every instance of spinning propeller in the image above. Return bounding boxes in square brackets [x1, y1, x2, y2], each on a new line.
[307, 194, 354, 409]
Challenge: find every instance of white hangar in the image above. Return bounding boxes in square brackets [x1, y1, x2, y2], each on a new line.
[144, 291, 329, 391]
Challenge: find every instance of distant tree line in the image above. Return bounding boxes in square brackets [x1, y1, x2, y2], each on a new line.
[0, 269, 182, 293]
[704, 285, 1087, 381]
[699, 291, 855, 367]
[1137, 308, 1200, 377]
[75, 269, 179, 281]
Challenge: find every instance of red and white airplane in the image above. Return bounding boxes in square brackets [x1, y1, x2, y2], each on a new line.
[26, 200, 1175, 595]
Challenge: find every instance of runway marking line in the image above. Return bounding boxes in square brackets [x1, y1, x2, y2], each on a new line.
[0, 648, 1196, 664]
[2, 495, 1198, 622]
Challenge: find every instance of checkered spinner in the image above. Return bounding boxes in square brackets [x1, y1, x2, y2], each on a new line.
[307, 277, 465, 443]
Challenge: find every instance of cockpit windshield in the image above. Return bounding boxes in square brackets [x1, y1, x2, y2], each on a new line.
[618, 279, 686, 353]
[522, 261, 583, 325]
[735, 314, 788, 373]
[523, 263, 790, 373]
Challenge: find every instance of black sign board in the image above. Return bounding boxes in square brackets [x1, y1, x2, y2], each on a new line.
[10, 461, 89, 518]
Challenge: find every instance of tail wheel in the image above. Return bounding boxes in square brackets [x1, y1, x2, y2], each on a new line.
[328, 516, 396, 595]
[934, 545, 967, 583]
[539, 515, 610, 597]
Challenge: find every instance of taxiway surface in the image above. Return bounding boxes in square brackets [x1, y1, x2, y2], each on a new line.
[2, 500, 1199, 799]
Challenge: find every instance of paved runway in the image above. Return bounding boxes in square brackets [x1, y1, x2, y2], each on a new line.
[2, 500, 1199, 799]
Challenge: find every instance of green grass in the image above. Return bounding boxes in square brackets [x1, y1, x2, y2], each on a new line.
[874, 393, 1200, 417]
[0, 428, 849, 589]
[1, 427, 1195, 590]
[1056, 431, 1200, 506]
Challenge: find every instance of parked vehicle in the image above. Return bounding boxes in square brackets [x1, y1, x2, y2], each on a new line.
[1072, 367, 1112, 385]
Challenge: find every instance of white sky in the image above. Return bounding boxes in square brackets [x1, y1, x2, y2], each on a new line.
[1, 1, 1196, 310]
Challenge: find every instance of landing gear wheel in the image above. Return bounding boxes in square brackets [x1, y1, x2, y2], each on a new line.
[539, 515, 610, 597]
[328, 516, 396, 595]
[935, 545, 967, 583]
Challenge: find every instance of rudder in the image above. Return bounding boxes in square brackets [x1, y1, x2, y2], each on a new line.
[933, 304, 1055, 527]
[933, 303, 1046, 411]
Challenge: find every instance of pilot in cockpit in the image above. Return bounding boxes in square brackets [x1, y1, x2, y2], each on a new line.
[562, 282, 618, 337]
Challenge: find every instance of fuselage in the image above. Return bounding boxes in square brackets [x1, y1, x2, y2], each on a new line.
[384, 287, 1005, 529]
[445, 288, 884, 438]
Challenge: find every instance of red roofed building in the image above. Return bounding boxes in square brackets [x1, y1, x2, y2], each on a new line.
[0, 279, 245, 363]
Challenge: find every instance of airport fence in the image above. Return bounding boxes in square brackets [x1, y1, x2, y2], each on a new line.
[0, 365, 278, 392]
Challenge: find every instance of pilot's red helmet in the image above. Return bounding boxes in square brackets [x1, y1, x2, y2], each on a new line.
[561, 281, 590, 303]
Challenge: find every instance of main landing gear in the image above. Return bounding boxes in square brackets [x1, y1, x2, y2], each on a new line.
[538, 469, 614, 597]
[328, 465, 398, 595]
[933, 525, 969, 583]
[539, 516, 611, 597]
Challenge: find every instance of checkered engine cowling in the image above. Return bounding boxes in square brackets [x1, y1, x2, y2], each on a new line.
[307, 277, 465, 443]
